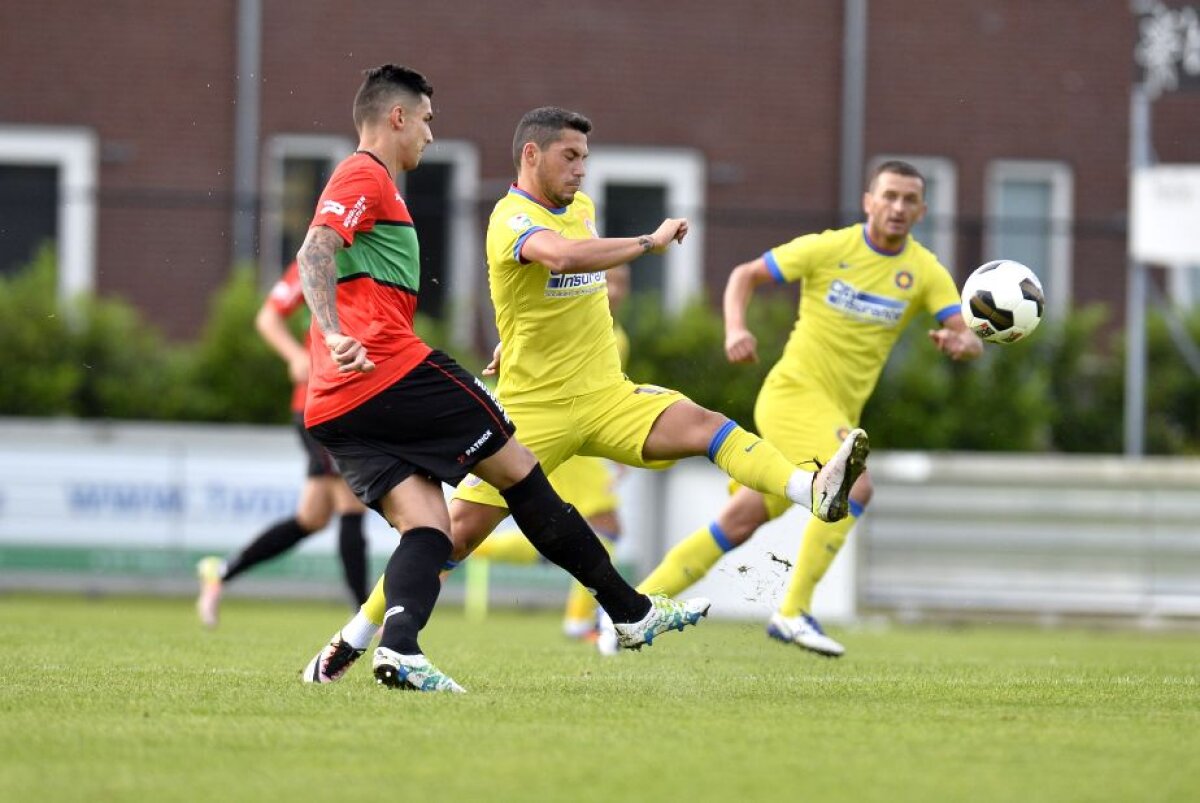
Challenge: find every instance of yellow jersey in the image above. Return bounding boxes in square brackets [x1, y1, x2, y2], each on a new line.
[486, 186, 623, 402]
[764, 224, 961, 419]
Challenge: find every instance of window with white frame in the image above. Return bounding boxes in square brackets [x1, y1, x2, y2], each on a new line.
[869, 155, 957, 267]
[261, 134, 354, 284]
[261, 136, 480, 338]
[401, 140, 479, 332]
[985, 160, 1073, 313]
[582, 147, 705, 312]
[0, 126, 97, 300]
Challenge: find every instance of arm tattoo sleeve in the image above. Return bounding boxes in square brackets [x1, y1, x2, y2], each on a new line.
[298, 227, 343, 335]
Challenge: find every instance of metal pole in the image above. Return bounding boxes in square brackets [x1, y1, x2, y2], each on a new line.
[839, 0, 868, 225]
[1124, 82, 1152, 456]
[231, 0, 262, 267]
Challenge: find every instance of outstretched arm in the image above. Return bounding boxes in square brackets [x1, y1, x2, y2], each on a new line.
[723, 257, 775, 364]
[297, 225, 375, 373]
[255, 302, 309, 384]
[928, 314, 984, 361]
[521, 217, 688, 274]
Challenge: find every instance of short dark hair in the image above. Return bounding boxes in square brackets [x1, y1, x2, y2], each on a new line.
[352, 64, 433, 130]
[512, 107, 593, 170]
[868, 159, 925, 193]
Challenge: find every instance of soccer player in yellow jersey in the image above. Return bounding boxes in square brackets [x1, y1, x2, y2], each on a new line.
[628, 160, 982, 657]
[300, 108, 868, 682]
[470, 264, 630, 640]
[469, 265, 631, 640]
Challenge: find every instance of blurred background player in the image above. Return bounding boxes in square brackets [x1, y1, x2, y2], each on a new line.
[621, 160, 981, 657]
[196, 261, 370, 628]
[467, 264, 632, 640]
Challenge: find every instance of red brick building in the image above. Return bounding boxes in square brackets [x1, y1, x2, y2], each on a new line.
[2, 1, 1197, 340]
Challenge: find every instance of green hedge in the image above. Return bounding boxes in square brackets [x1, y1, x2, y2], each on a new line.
[4, 252, 1199, 455]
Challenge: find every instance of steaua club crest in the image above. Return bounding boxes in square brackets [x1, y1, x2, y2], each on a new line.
[894, 270, 914, 290]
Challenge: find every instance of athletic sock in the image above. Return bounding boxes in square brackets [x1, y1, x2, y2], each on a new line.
[337, 513, 369, 605]
[636, 522, 731, 597]
[221, 517, 311, 582]
[708, 421, 801, 502]
[779, 505, 860, 617]
[500, 465, 648, 623]
[340, 610, 380, 650]
[562, 529, 615, 627]
[362, 574, 386, 626]
[377, 527, 453, 655]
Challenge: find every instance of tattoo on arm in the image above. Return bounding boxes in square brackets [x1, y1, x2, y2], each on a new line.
[637, 234, 654, 254]
[298, 227, 343, 335]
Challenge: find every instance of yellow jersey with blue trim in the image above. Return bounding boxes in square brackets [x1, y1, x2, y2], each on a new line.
[763, 224, 961, 418]
[486, 186, 623, 402]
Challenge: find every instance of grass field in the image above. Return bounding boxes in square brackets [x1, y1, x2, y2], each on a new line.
[1, 593, 1197, 803]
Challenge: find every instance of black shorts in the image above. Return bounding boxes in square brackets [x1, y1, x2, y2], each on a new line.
[308, 350, 516, 513]
[294, 412, 340, 478]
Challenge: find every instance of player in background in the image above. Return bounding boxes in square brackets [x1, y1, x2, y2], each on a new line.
[195, 261, 369, 629]
[620, 160, 982, 657]
[468, 264, 632, 640]
[297, 66, 711, 693]
[300, 107, 868, 684]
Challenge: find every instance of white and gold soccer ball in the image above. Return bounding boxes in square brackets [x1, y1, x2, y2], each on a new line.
[960, 260, 1044, 343]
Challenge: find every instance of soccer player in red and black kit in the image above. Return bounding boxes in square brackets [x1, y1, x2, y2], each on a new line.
[296, 64, 710, 692]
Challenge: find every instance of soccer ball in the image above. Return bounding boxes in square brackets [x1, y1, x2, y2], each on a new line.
[960, 260, 1044, 343]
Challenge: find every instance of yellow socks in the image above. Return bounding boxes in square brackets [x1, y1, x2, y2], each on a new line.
[708, 421, 796, 500]
[779, 507, 858, 617]
[362, 574, 387, 626]
[636, 522, 733, 597]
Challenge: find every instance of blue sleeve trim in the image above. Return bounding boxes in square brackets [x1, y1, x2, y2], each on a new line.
[513, 226, 549, 263]
[849, 499, 866, 518]
[706, 420, 738, 462]
[934, 303, 961, 323]
[442, 559, 460, 572]
[708, 521, 735, 553]
[763, 251, 787, 284]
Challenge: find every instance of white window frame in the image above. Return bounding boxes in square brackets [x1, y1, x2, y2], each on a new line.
[260, 134, 354, 286]
[869, 154, 956, 265]
[985, 159, 1073, 314]
[402, 139, 480, 341]
[582, 147, 705, 313]
[261, 136, 480, 341]
[0, 125, 98, 300]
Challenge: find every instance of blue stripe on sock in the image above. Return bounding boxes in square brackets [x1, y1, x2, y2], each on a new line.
[708, 522, 735, 553]
[706, 420, 738, 462]
[849, 499, 865, 518]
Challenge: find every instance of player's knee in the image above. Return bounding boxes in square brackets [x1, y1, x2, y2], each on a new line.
[851, 471, 873, 506]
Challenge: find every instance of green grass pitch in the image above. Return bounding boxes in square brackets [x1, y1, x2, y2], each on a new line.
[1, 593, 1197, 802]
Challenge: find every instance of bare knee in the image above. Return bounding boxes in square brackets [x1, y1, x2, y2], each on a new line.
[850, 471, 873, 507]
[472, 438, 539, 491]
[713, 489, 771, 546]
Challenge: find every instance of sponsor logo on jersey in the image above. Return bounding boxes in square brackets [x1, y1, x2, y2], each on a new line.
[344, 195, 367, 229]
[838, 260, 853, 269]
[544, 271, 605, 298]
[826, 279, 907, 325]
[507, 213, 535, 234]
[894, 270, 914, 289]
[585, 217, 598, 237]
[321, 200, 346, 216]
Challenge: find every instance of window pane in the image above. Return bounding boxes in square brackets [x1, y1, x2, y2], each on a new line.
[911, 174, 937, 254]
[602, 184, 666, 296]
[406, 161, 453, 319]
[279, 157, 334, 273]
[995, 180, 1052, 289]
[0, 165, 57, 276]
